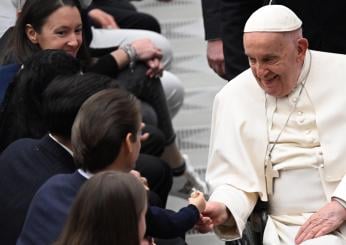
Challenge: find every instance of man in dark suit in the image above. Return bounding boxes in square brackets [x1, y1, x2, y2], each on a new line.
[201, 0, 346, 80]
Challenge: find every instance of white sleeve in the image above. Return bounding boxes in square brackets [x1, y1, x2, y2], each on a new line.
[209, 185, 257, 240]
[332, 175, 346, 204]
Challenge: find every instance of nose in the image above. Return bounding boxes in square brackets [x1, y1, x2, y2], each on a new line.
[254, 62, 268, 78]
[67, 34, 79, 48]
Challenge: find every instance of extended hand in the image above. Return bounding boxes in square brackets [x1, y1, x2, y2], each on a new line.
[195, 201, 230, 233]
[295, 200, 346, 244]
[189, 190, 206, 213]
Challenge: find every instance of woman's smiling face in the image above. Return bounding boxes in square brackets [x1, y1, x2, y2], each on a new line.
[26, 6, 83, 57]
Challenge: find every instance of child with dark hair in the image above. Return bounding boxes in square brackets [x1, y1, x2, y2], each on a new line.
[0, 49, 81, 151]
[0, 62, 171, 244]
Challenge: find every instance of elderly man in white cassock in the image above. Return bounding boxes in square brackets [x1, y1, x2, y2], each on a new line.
[197, 5, 346, 245]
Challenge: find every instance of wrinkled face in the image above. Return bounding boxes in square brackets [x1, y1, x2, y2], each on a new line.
[243, 32, 307, 97]
[26, 6, 82, 57]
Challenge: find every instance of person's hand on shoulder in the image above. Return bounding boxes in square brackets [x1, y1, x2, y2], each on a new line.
[130, 170, 149, 191]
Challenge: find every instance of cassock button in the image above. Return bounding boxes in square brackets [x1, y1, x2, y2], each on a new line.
[298, 111, 303, 116]
[305, 129, 311, 135]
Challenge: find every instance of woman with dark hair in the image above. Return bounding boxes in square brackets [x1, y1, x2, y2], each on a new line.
[54, 171, 148, 245]
[0, 0, 207, 191]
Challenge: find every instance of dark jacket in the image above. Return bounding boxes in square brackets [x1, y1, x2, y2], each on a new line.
[17, 171, 199, 245]
[0, 135, 75, 245]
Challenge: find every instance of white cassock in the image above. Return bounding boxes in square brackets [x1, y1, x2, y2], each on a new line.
[206, 50, 346, 244]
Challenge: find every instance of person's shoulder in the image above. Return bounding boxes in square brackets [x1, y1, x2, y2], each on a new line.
[0, 138, 40, 162]
[2, 137, 40, 150]
[35, 172, 76, 195]
[311, 49, 346, 62]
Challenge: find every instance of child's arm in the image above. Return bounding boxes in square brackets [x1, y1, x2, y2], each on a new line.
[145, 191, 206, 239]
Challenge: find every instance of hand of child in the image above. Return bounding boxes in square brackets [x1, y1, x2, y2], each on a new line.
[130, 170, 149, 191]
[188, 188, 206, 213]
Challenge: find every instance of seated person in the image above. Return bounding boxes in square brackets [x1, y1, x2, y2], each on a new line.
[0, 0, 184, 118]
[54, 171, 149, 245]
[17, 88, 206, 245]
[0, 59, 171, 245]
[197, 5, 346, 245]
[0, 0, 205, 192]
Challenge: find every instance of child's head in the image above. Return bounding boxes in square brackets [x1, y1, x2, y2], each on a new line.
[43, 72, 117, 140]
[0, 49, 81, 151]
[56, 171, 147, 245]
[71, 88, 141, 173]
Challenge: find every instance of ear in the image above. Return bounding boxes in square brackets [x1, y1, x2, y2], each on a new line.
[25, 24, 38, 44]
[296, 38, 309, 61]
[125, 132, 134, 153]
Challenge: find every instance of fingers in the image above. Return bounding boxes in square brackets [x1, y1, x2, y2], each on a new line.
[188, 191, 206, 213]
[195, 216, 213, 233]
[146, 58, 163, 78]
[295, 200, 346, 244]
[130, 170, 141, 178]
[141, 176, 149, 190]
[206, 39, 226, 78]
[129, 170, 149, 190]
[88, 9, 118, 29]
[208, 59, 226, 78]
[295, 219, 318, 244]
[140, 132, 150, 142]
[131, 39, 162, 61]
[139, 122, 150, 142]
[104, 15, 118, 29]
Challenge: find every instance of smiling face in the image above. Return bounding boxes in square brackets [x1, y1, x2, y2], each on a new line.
[25, 6, 83, 57]
[243, 31, 308, 97]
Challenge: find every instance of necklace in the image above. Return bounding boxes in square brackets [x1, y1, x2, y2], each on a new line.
[264, 50, 312, 195]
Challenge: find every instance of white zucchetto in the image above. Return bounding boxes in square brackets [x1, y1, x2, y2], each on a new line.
[244, 5, 302, 33]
